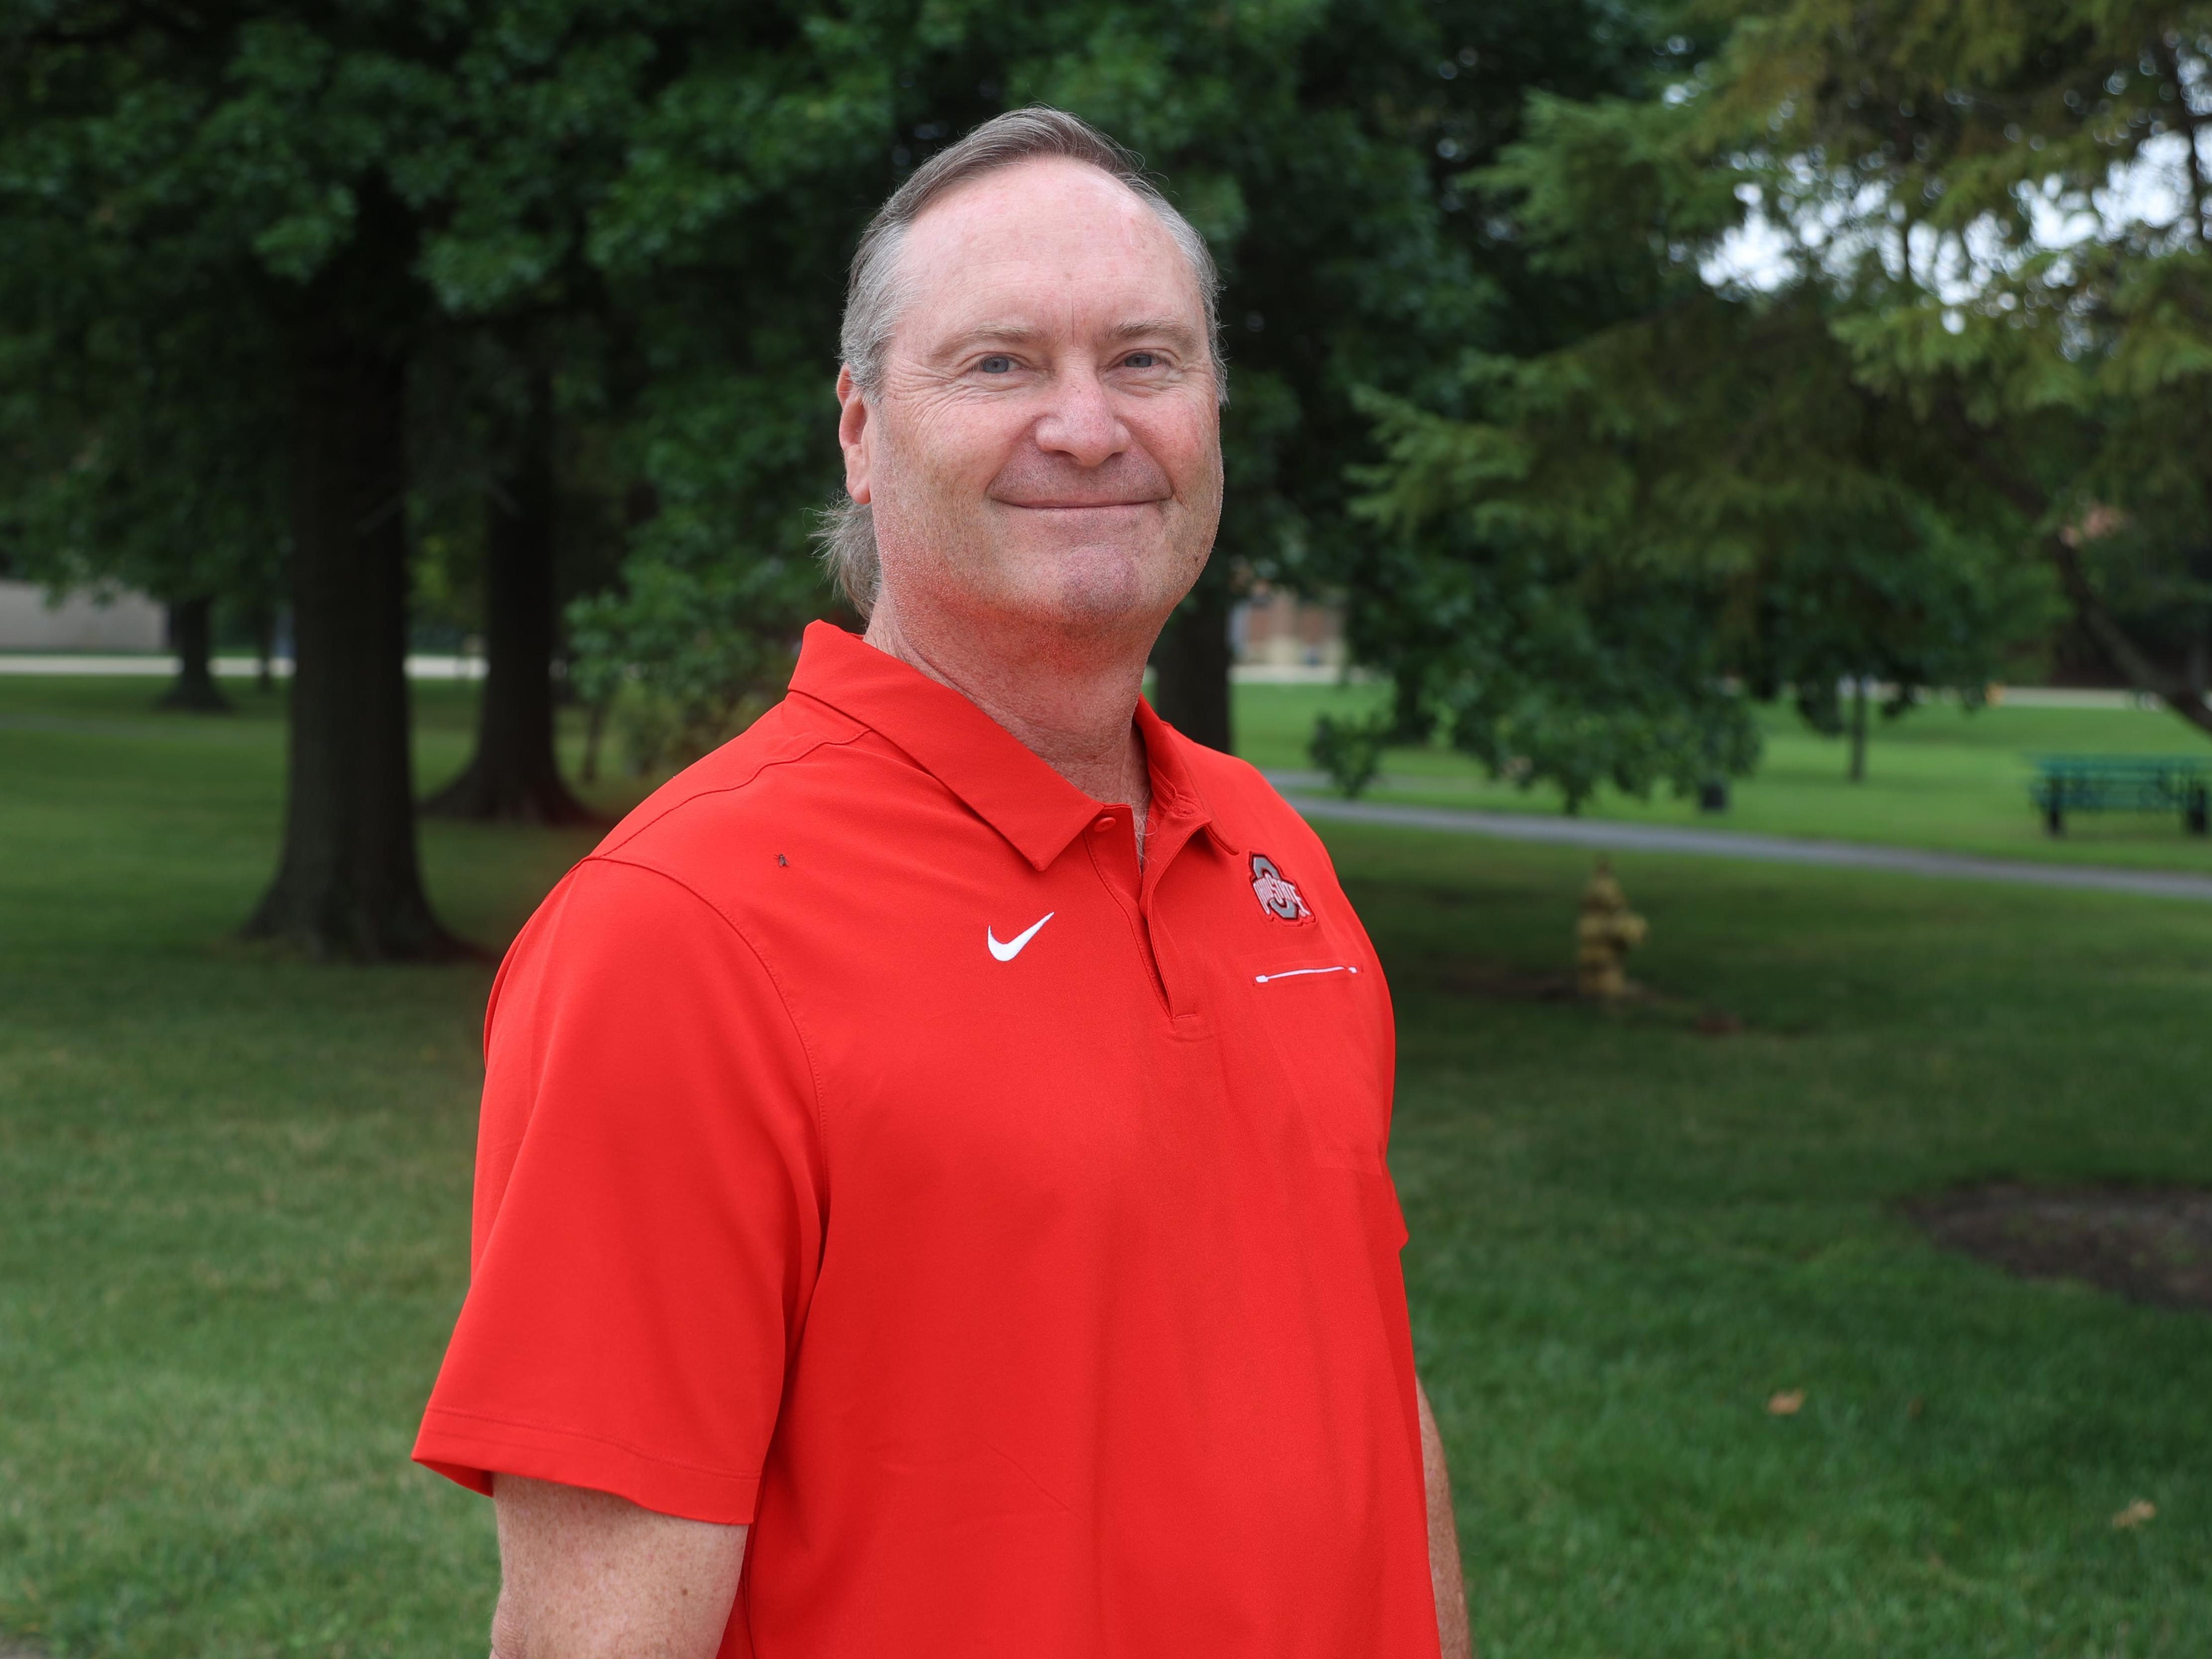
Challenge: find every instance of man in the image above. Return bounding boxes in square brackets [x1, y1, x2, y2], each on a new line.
[415, 107, 1473, 1659]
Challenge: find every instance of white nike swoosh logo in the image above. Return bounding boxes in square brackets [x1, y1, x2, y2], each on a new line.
[987, 912, 1055, 962]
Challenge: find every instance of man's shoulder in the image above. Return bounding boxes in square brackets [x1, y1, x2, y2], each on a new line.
[588, 690, 913, 879]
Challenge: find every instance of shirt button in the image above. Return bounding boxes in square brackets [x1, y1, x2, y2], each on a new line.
[1093, 815, 1115, 833]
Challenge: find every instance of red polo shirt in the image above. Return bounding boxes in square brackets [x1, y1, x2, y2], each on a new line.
[415, 622, 1438, 1658]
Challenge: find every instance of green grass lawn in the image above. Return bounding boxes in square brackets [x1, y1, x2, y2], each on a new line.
[2, 673, 2209, 1656]
[1235, 680, 2212, 874]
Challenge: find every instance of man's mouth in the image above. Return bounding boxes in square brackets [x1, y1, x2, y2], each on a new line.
[997, 499, 1163, 511]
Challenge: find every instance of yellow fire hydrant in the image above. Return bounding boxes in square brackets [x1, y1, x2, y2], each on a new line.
[1575, 858, 1647, 999]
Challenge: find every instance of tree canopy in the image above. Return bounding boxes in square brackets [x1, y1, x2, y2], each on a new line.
[1344, 0, 2209, 807]
[0, 0, 897, 953]
[9, 0, 2199, 953]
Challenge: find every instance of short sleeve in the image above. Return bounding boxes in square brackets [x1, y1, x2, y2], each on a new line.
[413, 855, 825, 1524]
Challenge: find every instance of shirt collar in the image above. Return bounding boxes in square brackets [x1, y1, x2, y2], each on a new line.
[793, 621, 1233, 872]
[791, 628, 1247, 876]
[1134, 693, 1239, 858]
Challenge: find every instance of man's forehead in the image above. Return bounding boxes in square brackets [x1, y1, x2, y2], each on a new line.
[909, 155, 1155, 238]
[894, 158, 1203, 342]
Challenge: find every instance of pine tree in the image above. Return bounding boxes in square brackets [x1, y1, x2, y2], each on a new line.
[1351, 0, 2212, 807]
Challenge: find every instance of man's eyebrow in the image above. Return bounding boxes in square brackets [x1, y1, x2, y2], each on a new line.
[932, 318, 1204, 357]
[935, 321, 1048, 355]
[1106, 318, 1202, 349]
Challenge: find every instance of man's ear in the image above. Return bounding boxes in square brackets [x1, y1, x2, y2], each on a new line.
[835, 365, 873, 506]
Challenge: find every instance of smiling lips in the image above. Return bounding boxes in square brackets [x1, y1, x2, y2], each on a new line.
[988, 446, 1173, 513]
[996, 498, 1163, 511]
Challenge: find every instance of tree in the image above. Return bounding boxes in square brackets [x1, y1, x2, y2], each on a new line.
[1714, 0, 2212, 743]
[0, 258, 288, 717]
[246, 208, 453, 957]
[1373, 0, 2212, 798]
[1342, 0, 2203, 803]
[0, 1, 883, 955]
[1745, 526, 2052, 780]
[417, 346, 597, 824]
[1341, 103, 1800, 807]
[159, 598, 228, 712]
[1145, 0, 1664, 753]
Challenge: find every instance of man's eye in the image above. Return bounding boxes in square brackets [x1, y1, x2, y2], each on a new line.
[1122, 352, 1159, 368]
[977, 355, 1013, 374]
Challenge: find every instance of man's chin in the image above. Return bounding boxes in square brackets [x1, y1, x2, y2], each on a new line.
[997, 541, 1181, 635]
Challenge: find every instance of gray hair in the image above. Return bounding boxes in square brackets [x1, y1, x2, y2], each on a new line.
[818, 106, 1225, 618]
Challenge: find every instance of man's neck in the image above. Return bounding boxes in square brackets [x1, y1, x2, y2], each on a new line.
[862, 599, 1154, 839]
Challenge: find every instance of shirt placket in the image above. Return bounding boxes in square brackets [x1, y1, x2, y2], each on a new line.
[1085, 798, 1211, 1023]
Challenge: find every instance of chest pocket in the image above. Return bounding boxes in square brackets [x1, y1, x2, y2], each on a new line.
[1236, 950, 1392, 1173]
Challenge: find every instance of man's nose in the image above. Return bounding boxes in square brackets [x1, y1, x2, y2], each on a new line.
[1032, 365, 1130, 468]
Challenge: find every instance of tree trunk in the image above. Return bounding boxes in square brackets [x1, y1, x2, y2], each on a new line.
[1152, 572, 1234, 753]
[580, 697, 609, 784]
[244, 306, 461, 961]
[158, 595, 230, 712]
[1941, 415, 2212, 744]
[423, 366, 596, 825]
[1848, 675, 1869, 782]
[246, 599, 277, 693]
[2042, 531, 2212, 739]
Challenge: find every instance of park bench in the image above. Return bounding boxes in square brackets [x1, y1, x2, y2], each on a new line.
[2030, 755, 2212, 837]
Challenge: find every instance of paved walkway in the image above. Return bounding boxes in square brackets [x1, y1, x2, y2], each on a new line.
[0, 653, 483, 679]
[1268, 778, 2212, 905]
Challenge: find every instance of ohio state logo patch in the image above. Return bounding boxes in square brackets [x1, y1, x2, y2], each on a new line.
[1249, 853, 1312, 922]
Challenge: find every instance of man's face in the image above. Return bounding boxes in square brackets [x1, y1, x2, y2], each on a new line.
[839, 157, 1223, 644]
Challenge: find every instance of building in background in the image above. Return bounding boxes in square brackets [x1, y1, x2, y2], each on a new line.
[0, 581, 165, 652]
[1231, 584, 1344, 675]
